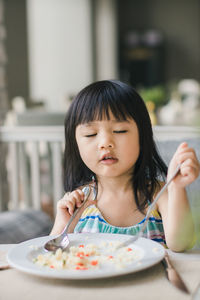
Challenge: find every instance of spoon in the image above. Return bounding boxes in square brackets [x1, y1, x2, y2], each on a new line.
[116, 163, 181, 249]
[44, 185, 92, 252]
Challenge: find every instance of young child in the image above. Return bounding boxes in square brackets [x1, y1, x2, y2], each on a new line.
[51, 80, 200, 252]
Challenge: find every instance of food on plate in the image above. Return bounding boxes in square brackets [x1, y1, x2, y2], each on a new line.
[33, 241, 142, 271]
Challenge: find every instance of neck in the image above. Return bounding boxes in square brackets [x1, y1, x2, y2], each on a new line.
[95, 174, 138, 215]
[96, 175, 133, 195]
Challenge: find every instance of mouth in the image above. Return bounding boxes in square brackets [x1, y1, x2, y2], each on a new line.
[100, 154, 118, 164]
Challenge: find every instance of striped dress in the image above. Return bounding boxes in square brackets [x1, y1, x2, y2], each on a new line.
[74, 204, 166, 247]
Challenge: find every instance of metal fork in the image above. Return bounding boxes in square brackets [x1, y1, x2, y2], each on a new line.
[116, 163, 181, 249]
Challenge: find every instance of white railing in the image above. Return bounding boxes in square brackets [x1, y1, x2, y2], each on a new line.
[0, 125, 200, 215]
[153, 125, 200, 141]
[0, 126, 64, 214]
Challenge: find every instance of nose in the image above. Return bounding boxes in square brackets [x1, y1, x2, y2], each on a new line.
[99, 133, 114, 149]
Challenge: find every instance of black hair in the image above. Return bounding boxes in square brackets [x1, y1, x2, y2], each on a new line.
[64, 80, 167, 212]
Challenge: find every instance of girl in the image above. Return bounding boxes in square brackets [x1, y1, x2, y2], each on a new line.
[51, 80, 200, 252]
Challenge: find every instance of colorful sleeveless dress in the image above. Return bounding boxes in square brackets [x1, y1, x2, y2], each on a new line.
[74, 203, 166, 247]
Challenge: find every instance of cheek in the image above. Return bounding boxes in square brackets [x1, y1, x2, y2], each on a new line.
[125, 139, 140, 160]
[76, 131, 88, 162]
[79, 149, 96, 172]
[77, 140, 93, 166]
[79, 148, 88, 163]
[76, 140, 85, 158]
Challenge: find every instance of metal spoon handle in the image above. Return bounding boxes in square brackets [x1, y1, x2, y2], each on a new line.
[140, 163, 181, 234]
[117, 163, 181, 248]
[60, 186, 91, 236]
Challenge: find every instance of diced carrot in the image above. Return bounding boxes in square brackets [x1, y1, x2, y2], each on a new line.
[50, 265, 54, 268]
[75, 266, 88, 270]
[108, 256, 113, 259]
[76, 262, 84, 266]
[127, 248, 132, 251]
[91, 260, 98, 266]
[76, 252, 85, 257]
[79, 245, 84, 248]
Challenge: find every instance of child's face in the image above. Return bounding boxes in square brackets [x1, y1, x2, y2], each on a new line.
[75, 112, 140, 180]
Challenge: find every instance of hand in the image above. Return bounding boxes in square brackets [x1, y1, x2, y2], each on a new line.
[50, 189, 86, 235]
[57, 189, 85, 216]
[168, 142, 200, 188]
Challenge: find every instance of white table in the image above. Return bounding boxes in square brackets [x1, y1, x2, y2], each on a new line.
[0, 244, 200, 300]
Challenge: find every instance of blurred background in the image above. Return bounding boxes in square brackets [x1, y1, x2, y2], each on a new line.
[0, 0, 200, 241]
[0, 0, 199, 126]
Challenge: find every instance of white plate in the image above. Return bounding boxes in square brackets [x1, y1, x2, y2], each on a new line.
[7, 233, 165, 279]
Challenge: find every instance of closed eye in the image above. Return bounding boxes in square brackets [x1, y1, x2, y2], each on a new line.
[85, 133, 97, 137]
[113, 130, 127, 133]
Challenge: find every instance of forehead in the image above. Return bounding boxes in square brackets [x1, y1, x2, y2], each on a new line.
[74, 97, 134, 127]
[77, 118, 136, 130]
[82, 109, 127, 123]
[79, 108, 129, 123]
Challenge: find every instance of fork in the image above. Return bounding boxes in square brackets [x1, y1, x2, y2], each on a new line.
[116, 163, 181, 249]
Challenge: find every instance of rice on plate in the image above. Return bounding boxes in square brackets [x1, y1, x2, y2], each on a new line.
[33, 240, 143, 271]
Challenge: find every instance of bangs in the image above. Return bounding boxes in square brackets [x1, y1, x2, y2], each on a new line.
[73, 82, 134, 126]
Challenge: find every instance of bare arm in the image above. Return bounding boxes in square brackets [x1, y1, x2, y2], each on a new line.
[157, 142, 200, 252]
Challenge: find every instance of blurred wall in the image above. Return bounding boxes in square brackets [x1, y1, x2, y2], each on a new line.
[4, 0, 29, 103]
[4, 0, 200, 111]
[118, 0, 200, 82]
[94, 0, 118, 80]
[4, 0, 118, 111]
[27, 0, 93, 110]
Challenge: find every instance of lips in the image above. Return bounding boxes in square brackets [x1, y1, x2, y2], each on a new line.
[100, 153, 118, 164]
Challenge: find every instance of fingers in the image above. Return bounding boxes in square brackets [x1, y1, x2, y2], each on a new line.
[57, 189, 85, 216]
[178, 143, 199, 167]
[176, 142, 193, 158]
[179, 158, 199, 184]
[169, 142, 200, 186]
